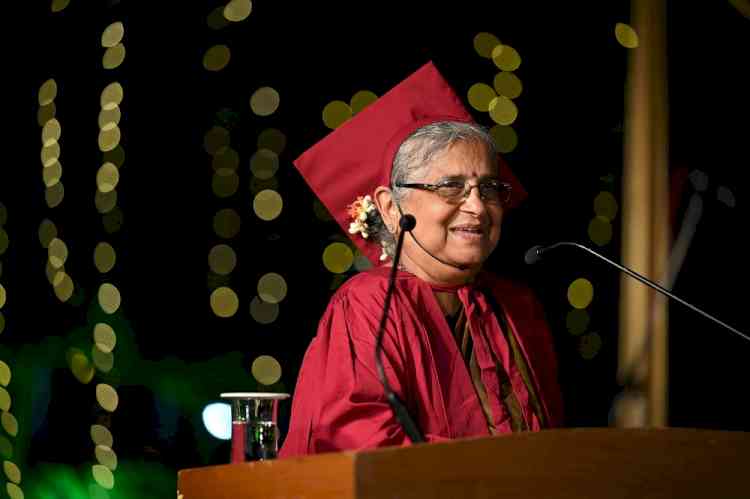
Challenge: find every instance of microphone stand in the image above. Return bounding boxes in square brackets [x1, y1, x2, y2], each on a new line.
[375, 214, 425, 443]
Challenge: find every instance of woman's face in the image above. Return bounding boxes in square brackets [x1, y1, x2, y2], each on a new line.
[397, 139, 503, 285]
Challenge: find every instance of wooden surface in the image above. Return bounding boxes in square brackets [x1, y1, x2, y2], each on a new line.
[178, 428, 750, 499]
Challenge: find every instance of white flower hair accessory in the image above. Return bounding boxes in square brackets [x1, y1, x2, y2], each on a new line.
[347, 195, 376, 239]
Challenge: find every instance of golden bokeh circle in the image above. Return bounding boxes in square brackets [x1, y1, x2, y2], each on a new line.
[212, 169, 240, 198]
[253, 189, 283, 221]
[251, 355, 282, 385]
[98, 107, 121, 130]
[489, 124, 518, 153]
[492, 44, 522, 71]
[94, 242, 117, 274]
[0, 229, 8, 257]
[250, 87, 281, 117]
[91, 424, 114, 447]
[0, 388, 10, 412]
[41, 142, 60, 167]
[6, 482, 23, 499]
[250, 149, 279, 179]
[42, 160, 63, 188]
[48, 237, 68, 269]
[249, 296, 279, 325]
[42, 118, 61, 146]
[97, 163, 120, 193]
[0, 285, 4, 309]
[257, 128, 287, 155]
[92, 464, 115, 490]
[213, 208, 241, 239]
[615, 23, 639, 48]
[566, 308, 590, 336]
[322, 101, 352, 129]
[95, 445, 118, 471]
[0, 361, 10, 386]
[473, 32, 501, 58]
[207, 5, 230, 29]
[53, 271, 74, 303]
[224, 0, 253, 22]
[38, 102, 56, 126]
[3, 460, 20, 484]
[212, 147, 240, 171]
[98, 283, 121, 314]
[567, 278, 594, 309]
[98, 126, 121, 152]
[350, 90, 378, 114]
[579, 331, 603, 360]
[489, 96, 518, 126]
[94, 323, 117, 353]
[0, 436, 11, 459]
[210, 286, 239, 318]
[96, 384, 119, 412]
[102, 207, 124, 235]
[204, 126, 230, 156]
[588, 216, 613, 246]
[92, 345, 114, 373]
[203, 45, 231, 71]
[322, 242, 354, 274]
[1, 412, 18, 437]
[103, 145, 125, 168]
[103, 44, 126, 70]
[594, 191, 618, 221]
[100, 82, 124, 110]
[257, 273, 287, 304]
[51, 0, 70, 12]
[467, 83, 497, 112]
[39, 79, 58, 106]
[102, 22, 125, 48]
[0, 312, 5, 335]
[208, 244, 237, 276]
[493, 71, 523, 99]
[46, 182, 65, 208]
[95, 189, 118, 214]
[69, 349, 95, 384]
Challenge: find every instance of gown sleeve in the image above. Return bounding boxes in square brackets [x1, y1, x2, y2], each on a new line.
[279, 283, 416, 457]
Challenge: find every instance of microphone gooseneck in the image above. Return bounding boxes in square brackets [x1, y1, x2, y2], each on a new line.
[525, 241, 750, 344]
[375, 213, 425, 443]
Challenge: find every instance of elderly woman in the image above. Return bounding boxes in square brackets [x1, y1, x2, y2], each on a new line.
[279, 62, 563, 457]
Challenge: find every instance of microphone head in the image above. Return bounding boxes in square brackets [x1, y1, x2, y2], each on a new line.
[399, 214, 416, 231]
[524, 245, 544, 265]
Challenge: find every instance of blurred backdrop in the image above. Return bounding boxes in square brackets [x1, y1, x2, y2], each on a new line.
[1, 1, 749, 497]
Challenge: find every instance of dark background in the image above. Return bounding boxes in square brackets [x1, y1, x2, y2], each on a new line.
[1, 1, 748, 497]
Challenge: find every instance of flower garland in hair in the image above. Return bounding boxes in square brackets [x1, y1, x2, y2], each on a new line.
[347, 195, 390, 261]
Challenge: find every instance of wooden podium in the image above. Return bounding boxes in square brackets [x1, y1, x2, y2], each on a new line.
[178, 428, 750, 499]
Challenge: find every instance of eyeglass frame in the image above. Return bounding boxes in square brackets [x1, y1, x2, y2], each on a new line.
[394, 178, 512, 204]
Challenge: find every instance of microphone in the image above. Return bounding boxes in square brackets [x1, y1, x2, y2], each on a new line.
[374, 213, 425, 443]
[525, 241, 750, 343]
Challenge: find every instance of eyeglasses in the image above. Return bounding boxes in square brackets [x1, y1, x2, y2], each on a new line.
[395, 179, 512, 205]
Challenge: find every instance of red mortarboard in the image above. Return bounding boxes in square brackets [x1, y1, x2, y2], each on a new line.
[293, 61, 527, 266]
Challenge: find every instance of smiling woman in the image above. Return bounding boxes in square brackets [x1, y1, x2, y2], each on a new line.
[279, 61, 564, 457]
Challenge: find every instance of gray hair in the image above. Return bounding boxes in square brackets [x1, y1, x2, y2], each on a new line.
[370, 121, 497, 258]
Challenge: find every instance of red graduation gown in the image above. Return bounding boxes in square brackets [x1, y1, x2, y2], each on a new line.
[279, 267, 563, 457]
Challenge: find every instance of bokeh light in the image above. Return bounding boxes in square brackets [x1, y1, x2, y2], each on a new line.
[212, 147, 240, 171]
[98, 126, 121, 152]
[92, 464, 115, 490]
[249, 176, 279, 196]
[257, 128, 287, 155]
[103, 44, 126, 69]
[207, 6, 230, 29]
[250, 149, 279, 179]
[493, 71, 523, 99]
[41, 142, 60, 167]
[473, 32, 501, 58]
[249, 296, 279, 324]
[353, 253, 373, 272]
[53, 271, 75, 302]
[489, 96, 518, 125]
[0, 203, 6, 225]
[203, 45, 231, 71]
[579, 331, 603, 359]
[6, 483, 23, 499]
[96, 384, 119, 412]
[568, 278, 594, 309]
[492, 44, 522, 71]
[98, 283, 121, 314]
[48, 238, 68, 269]
[95, 189, 118, 214]
[102, 22, 125, 48]
[0, 312, 4, 335]
[212, 169, 240, 198]
[0, 285, 5, 309]
[250, 87, 281, 116]
[99, 107, 121, 130]
[489, 124, 518, 153]
[97, 163, 120, 193]
[202, 402, 231, 440]
[350, 90, 378, 114]
[566, 308, 590, 336]
[253, 189, 283, 221]
[615, 23, 639, 48]
[92, 345, 115, 373]
[210, 287, 239, 318]
[42, 118, 61, 145]
[251, 355, 282, 385]
[224, 0, 253, 22]
[94, 242, 117, 273]
[0, 436, 11, 459]
[0, 361, 10, 386]
[103, 145, 125, 168]
[3, 460, 21, 484]
[257, 273, 287, 304]
[0, 229, 8, 257]
[39, 79, 58, 106]
[91, 424, 114, 447]
[95, 445, 118, 471]
[38, 102, 56, 126]
[0, 388, 10, 412]
[717, 186, 736, 207]
[46, 182, 65, 208]
[213, 208, 241, 239]
[204, 126, 230, 155]
[208, 244, 237, 275]
[42, 160, 63, 187]
[101, 82, 124, 110]
[322, 101, 352, 129]
[588, 216, 613, 246]
[68, 348, 95, 384]
[94, 323, 117, 353]
[51, 0, 70, 12]
[594, 191, 618, 220]
[1, 412, 18, 437]
[322, 242, 354, 274]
